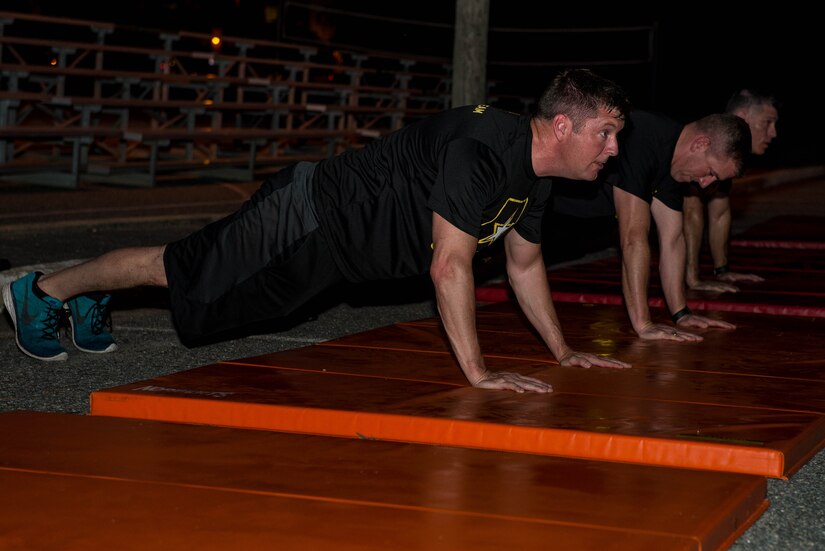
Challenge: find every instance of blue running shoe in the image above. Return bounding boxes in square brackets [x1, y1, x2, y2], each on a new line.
[66, 293, 117, 354]
[2, 272, 68, 361]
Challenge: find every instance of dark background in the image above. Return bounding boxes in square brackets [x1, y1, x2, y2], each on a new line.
[5, 1, 821, 168]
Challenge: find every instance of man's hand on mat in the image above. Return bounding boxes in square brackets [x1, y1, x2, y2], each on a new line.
[718, 271, 765, 283]
[559, 351, 631, 370]
[638, 323, 704, 342]
[690, 280, 740, 293]
[472, 371, 553, 393]
[677, 313, 736, 331]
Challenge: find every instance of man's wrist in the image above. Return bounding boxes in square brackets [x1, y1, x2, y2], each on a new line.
[671, 306, 692, 324]
[713, 264, 730, 276]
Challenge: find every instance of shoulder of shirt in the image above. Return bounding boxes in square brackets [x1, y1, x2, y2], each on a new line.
[449, 104, 523, 118]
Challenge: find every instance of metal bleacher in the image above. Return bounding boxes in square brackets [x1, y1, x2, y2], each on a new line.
[0, 9, 659, 189]
[0, 11, 453, 188]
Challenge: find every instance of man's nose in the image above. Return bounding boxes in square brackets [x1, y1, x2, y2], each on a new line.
[605, 137, 619, 157]
[698, 175, 717, 188]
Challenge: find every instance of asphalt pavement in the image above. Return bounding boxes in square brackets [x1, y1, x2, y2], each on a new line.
[2, 166, 825, 550]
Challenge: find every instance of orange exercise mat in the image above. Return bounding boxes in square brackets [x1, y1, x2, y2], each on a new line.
[91, 302, 825, 479]
[0, 411, 768, 551]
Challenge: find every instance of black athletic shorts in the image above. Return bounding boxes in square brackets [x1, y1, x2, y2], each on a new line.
[164, 161, 344, 342]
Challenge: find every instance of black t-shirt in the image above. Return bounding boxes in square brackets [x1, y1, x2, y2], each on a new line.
[608, 110, 685, 211]
[550, 110, 685, 217]
[312, 104, 551, 282]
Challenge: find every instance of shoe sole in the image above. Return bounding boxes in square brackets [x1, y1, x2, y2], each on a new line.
[2, 282, 68, 361]
[68, 315, 118, 354]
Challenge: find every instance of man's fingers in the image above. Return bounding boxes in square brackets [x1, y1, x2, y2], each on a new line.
[694, 281, 739, 293]
[683, 316, 736, 330]
[668, 327, 703, 342]
[516, 377, 553, 393]
[724, 272, 764, 283]
[592, 356, 632, 369]
[717, 283, 739, 292]
[564, 353, 631, 370]
[671, 331, 703, 342]
[477, 372, 553, 393]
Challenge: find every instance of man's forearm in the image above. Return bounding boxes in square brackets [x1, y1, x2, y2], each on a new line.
[431, 265, 487, 384]
[658, 237, 689, 317]
[621, 239, 653, 333]
[708, 197, 732, 270]
[507, 264, 570, 361]
[683, 196, 704, 285]
[708, 213, 731, 270]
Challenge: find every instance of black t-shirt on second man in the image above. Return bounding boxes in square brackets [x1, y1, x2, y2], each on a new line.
[550, 109, 686, 218]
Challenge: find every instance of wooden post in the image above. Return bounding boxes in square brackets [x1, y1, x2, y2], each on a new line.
[451, 0, 489, 108]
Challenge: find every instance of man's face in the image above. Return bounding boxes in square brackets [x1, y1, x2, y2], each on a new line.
[672, 149, 738, 188]
[741, 104, 778, 155]
[565, 107, 624, 180]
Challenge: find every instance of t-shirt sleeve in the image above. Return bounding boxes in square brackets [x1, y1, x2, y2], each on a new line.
[426, 138, 503, 238]
[608, 124, 684, 211]
[514, 182, 551, 243]
[608, 134, 658, 203]
[653, 176, 685, 211]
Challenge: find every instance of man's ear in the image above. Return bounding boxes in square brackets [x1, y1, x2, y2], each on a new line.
[690, 135, 711, 152]
[552, 114, 570, 140]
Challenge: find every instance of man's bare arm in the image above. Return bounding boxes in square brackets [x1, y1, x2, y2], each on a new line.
[682, 193, 738, 292]
[615, 187, 703, 340]
[430, 213, 552, 393]
[614, 187, 666, 337]
[708, 195, 764, 283]
[504, 229, 629, 369]
[651, 199, 735, 334]
[683, 194, 706, 288]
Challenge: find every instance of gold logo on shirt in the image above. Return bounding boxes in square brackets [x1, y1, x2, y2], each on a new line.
[478, 197, 528, 245]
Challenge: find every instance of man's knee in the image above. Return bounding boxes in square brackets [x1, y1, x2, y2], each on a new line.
[146, 245, 168, 287]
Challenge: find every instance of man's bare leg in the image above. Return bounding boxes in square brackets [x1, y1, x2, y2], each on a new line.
[38, 245, 168, 301]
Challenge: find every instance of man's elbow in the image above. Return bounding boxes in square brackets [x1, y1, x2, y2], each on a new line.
[430, 255, 459, 288]
[620, 232, 646, 253]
